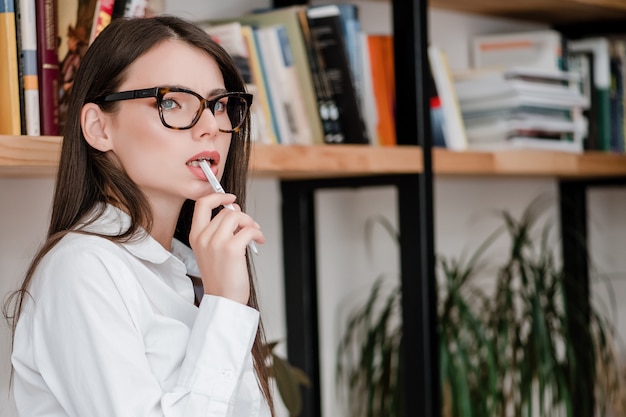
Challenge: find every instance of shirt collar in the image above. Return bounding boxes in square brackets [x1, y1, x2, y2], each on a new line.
[77, 203, 196, 271]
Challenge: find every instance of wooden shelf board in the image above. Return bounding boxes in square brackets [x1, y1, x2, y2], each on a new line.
[431, 0, 626, 23]
[250, 144, 422, 178]
[1, 135, 626, 179]
[0, 135, 61, 178]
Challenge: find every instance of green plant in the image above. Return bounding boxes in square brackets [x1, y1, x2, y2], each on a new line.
[336, 198, 620, 417]
[265, 340, 311, 416]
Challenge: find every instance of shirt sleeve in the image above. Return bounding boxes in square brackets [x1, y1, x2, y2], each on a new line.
[17, 240, 261, 417]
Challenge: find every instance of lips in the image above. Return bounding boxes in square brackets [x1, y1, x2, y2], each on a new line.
[187, 150, 220, 167]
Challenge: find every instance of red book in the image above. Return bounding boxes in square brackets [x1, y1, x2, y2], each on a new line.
[35, 0, 59, 135]
[89, 0, 115, 43]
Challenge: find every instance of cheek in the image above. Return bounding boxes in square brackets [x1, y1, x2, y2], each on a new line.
[111, 120, 179, 178]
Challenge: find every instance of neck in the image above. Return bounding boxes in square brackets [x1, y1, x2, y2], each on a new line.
[149, 198, 184, 251]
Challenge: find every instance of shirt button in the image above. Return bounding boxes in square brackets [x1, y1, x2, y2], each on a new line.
[223, 370, 233, 379]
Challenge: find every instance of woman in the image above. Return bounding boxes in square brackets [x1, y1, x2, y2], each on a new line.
[5, 16, 273, 416]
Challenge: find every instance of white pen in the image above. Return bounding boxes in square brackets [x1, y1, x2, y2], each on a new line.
[198, 159, 259, 255]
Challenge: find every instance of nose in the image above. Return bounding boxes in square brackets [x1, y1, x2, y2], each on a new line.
[191, 105, 221, 140]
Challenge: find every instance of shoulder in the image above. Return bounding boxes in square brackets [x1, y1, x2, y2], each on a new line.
[32, 232, 136, 299]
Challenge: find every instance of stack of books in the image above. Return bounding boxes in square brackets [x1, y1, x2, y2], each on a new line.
[453, 67, 589, 153]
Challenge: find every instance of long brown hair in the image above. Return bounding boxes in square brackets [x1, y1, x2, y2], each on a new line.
[4, 15, 273, 413]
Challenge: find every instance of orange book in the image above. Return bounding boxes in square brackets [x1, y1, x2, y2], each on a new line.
[0, 0, 22, 135]
[368, 34, 395, 146]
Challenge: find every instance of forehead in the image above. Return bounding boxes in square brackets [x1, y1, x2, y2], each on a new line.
[121, 39, 225, 93]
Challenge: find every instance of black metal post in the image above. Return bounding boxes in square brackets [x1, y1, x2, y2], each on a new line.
[559, 180, 592, 417]
[280, 180, 321, 417]
[393, 0, 440, 415]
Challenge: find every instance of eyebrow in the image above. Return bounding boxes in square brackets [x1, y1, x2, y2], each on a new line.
[207, 87, 228, 98]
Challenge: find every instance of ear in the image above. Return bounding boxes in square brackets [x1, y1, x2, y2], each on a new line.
[81, 103, 114, 152]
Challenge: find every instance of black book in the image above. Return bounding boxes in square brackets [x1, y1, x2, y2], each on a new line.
[306, 5, 368, 144]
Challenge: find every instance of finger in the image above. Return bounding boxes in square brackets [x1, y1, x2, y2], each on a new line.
[211, 209, 261, 243]
[192, 193, 237, 228]
[190, 193, 237, 246]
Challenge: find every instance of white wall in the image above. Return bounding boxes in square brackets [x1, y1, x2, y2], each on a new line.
[1, 3, 625, 417]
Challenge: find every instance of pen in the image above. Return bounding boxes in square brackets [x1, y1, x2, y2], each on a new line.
[198, 159, 259, 255]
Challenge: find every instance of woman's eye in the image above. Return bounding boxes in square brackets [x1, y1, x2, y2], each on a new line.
[160, 98, 179, 111]
[213, 99, 227, 113]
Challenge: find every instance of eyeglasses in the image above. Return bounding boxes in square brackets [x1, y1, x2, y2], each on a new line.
[94, 87, 253, 133]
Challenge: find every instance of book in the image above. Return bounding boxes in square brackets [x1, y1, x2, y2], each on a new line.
[472, 29, 564, 71]
[296, 7, 343, 144]
[0, 0, 22, 135]
[35, 0, 60, 135]
[609, 40, 625, 153]
[357, 31, 379, 145]
[57, 0, 98, 133]
[428, 44, 467, 151]
[567, 37, 611, 151]
[454, 67, 589, 109]
[241, 24, 279, 144]
[566, 50, 596, 150]
[610, 38, 626, 152]
[333, 4, 363, 112]
[202, 21, 277, 144]
[112, 0, 146, 18]
[366, 34, 395, 146]
[467, 136, 583, 153]
[306, 4, 368, 144]
[18, 0, 40, 135]
[254, 25, 300, 144]
[235, 6, 325, 144]
[89, 0, 115, 43]
[14, 0, 26, 134]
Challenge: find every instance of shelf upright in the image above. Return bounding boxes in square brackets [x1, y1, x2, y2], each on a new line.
[275, 0, 439, 416]
[392, 0, 440, 416]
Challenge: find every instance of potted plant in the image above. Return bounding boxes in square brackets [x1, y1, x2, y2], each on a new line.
[336, 198, 620, 417]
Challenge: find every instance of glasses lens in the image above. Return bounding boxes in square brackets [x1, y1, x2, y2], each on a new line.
[160, 91, 199, 129]
[219, 94, 249, 132]
[159, 91, 248, 131]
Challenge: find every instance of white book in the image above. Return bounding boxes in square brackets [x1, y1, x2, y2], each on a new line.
[468, 137, 583, 153]
[459, 93, 588, 114]
[428, 45, 468, 151]
[19, 0, 40, 135]
[454, 67, 588, 108]
[254, 25, 311, 145]
[472, 29, 563, 71]
[358, 31, 378, 145]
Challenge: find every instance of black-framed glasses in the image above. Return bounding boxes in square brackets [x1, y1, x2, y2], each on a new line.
[94, 87, 253, 133]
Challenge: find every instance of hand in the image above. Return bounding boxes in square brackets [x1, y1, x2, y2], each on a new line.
[188, 193, 265, 305]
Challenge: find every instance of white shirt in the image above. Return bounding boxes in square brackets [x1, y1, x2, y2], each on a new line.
[12, 204, 271, 417]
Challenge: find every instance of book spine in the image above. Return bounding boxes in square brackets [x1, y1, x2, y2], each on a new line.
[306, 5, 368, 144]
[111, 0, 127, 19]
[19, 0, 40, 135]
[36, 0, 59, 135]
[250, 26, 281, 144]
[366, 34, 396, 146]
[239, 24, 278, 144]
[297, 8, 343, 144]
[0, 0, 22, 135]
[567, 37, 611, 151]
[90, 0, 115, 43]
[254, 25, 294, 144]
[428, 45, 468, 151]
[14, 0, 26, 134]
[275, 24, 313, 145]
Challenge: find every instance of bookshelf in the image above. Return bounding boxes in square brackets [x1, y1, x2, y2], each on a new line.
[3, 135, 626, 178]
[3, 1, 626, 416]
[431, 0, 626, 24]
